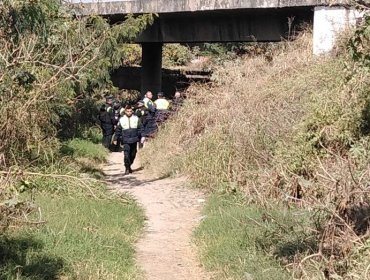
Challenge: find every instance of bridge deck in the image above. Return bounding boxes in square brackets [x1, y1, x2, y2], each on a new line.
[67, 0, 342, 15]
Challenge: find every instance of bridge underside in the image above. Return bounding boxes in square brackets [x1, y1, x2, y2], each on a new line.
[108, 7, 313, 93]
[109, 7, 313, 43]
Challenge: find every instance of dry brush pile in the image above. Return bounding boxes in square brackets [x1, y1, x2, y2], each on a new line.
[142, 19, 370, 279]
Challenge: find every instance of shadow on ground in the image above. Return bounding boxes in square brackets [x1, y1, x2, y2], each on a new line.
[105, 173, 169, 189]
[105, 164, 170, 189]
[0, 235, 66, 279]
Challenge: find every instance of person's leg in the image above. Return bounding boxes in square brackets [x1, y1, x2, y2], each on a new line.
[102, 135, 110, 149]
[129, 143, 138, 172]
[112, 134, 119, 152]
[123, 143, 131, 175]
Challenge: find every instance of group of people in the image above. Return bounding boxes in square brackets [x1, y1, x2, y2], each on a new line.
[98, 90, 183, 175]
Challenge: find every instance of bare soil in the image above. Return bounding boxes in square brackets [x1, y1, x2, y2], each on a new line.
[104, 151, 210, 280]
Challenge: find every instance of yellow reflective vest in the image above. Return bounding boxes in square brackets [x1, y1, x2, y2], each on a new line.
[119, 115, 139, 130]
[154, 98, 170, 110]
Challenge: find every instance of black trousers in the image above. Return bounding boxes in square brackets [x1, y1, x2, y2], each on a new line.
[102, 134, 112, 149]
[123, 143, 138, 168]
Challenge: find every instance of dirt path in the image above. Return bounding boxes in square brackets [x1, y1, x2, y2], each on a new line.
[104, 151, 210, 280]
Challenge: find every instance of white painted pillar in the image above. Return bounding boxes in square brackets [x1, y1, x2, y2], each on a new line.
[313, 7, 363, 55]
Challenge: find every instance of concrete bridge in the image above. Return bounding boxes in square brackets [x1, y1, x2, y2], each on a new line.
[67, 0, 361, 94]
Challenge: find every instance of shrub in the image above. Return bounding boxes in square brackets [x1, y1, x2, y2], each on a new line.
[163, 44, 192, 67]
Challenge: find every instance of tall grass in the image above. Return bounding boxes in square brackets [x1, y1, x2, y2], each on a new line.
[142, 30, 370, 279]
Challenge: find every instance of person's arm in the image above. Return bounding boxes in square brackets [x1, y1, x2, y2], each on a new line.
[137, 119, 143, 139]
[114, 122, 123, 144]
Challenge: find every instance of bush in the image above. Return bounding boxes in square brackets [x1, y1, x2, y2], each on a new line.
[163, 44, 192, 67]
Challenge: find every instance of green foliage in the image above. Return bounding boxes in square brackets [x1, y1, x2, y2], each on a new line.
[348, 15, 370, 67]
[121, 44, 142, 65]
[60, 138, 107, 162]
[0, 0, 153, 166]
[163, 44, 192, 67]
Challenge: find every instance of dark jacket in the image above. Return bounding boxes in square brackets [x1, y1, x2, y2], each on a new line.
[142, 109, 158, 137]
[98, 111, 114, 136]
[115, 115, 143, 144]
[135, 108, 148, 124]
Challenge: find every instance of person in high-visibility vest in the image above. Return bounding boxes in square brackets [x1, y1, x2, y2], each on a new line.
[154, 92, 170, 110]
[143, 91, 154, 110]
[114, 105, 143, 175]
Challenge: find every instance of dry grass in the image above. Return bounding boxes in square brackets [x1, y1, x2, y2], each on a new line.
[142, 31, 318, 186]
[142, 30, 370, 279]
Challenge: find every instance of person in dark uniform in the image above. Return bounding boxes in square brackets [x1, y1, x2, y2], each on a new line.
[98, 104, 114, 150]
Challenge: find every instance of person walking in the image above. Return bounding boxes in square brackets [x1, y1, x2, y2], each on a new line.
[135, 100, 147, 148]
[98, 104, 114, 150]
[115, 105, 143, 175]
[154, 92, 171, 125]
[143, 91, 155, 110]
[154, 92, 170, 110]
[105, 95, 114, 113]
[172, 91, 184, 111]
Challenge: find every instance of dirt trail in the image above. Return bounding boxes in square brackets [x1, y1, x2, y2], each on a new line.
[104, 151, 210, 280]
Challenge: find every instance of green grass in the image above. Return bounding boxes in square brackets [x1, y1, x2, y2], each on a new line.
[60, 138, 107, 162]
[0, 138, 144, 279]
[194, 193, 312, 280]
[0, 194, 144, 280]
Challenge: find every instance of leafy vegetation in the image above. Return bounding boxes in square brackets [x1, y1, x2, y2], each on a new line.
[0, 0, 153, 166]
[0, 1, 149, 278]
[163, 44, 192, 68]
[0, 0, 151, 219]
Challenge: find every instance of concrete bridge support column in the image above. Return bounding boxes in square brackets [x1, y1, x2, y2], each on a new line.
[313, 7, 363, 55]
[141, 42, 163, 95]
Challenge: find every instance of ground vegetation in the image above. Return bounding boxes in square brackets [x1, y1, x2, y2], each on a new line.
[142, 14, 370, 279]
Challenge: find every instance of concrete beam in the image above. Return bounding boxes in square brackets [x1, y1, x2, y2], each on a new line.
[136, 12, 283, 43]
[66, 0, 345, 16]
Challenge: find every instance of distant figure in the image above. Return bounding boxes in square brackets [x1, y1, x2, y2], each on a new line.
[111, 101, 122, 152]
[154, 92, 170, 110]
[115, 105, 143, 175]
[105, 95, 114, 113]
[112, 100, 122, 126]
[154, 92, 171, 125]
[142, 109, 157, 138]
[135, 100, 147, 120]
[172, 91, 184, 112]
[98, 104, 114, 149]
[143, 91, 154, 110]
[135, 100, 148, 148]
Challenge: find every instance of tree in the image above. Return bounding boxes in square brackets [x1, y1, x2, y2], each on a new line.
[0, 0, 153, 165]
